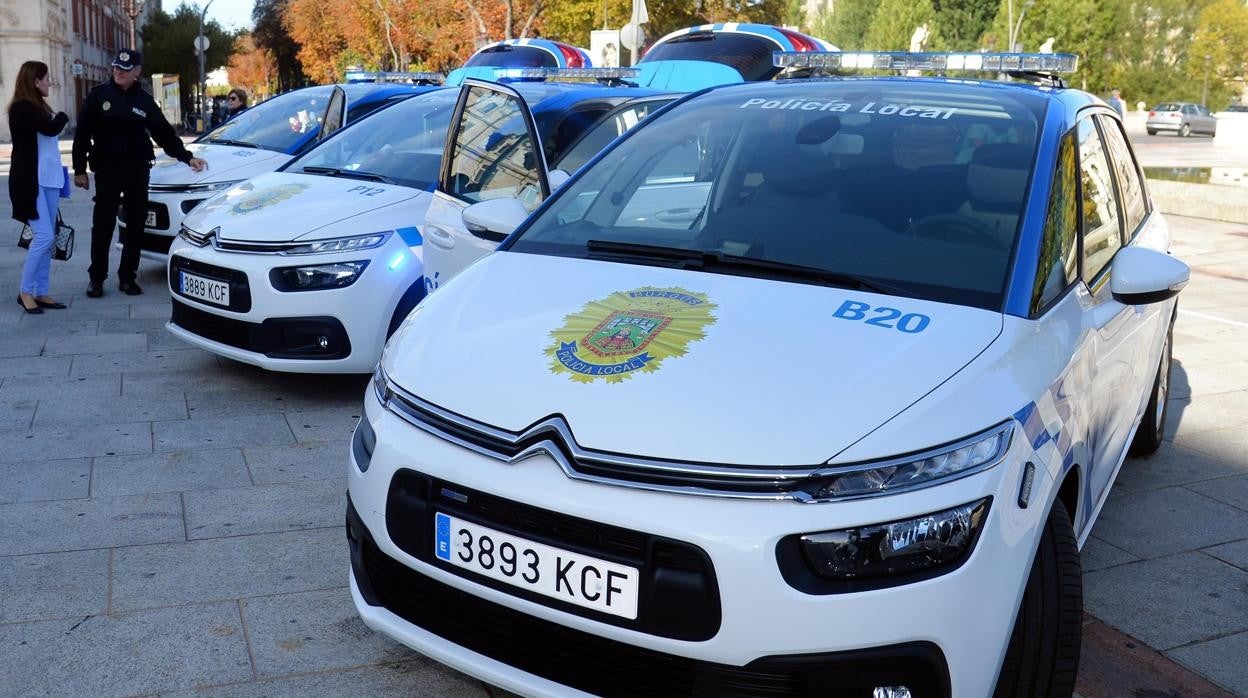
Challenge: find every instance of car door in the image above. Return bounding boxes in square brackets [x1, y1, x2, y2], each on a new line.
[423, 80, 549, 291]
[318, 85, 347, 142]
[1198, 105, 1216, 134]
[1076, 114, 1139, 502]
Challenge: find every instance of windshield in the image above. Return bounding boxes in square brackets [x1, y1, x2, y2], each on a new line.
[285, 88, 457, 190]
[201, 86, 335, 153]
[465, 45, 557, 68]
[1153, 103, 1181, 112]
[509, 81, 1046, 310]
[642, 33, 783, 81]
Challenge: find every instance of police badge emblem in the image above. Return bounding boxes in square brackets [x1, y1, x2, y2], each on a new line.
[229, 183, 310, 215]
[102, 101, 111, 111]
[547, 287, 716, 383]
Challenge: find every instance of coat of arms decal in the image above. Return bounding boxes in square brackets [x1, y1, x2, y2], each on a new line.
[547, 287, 716, 383]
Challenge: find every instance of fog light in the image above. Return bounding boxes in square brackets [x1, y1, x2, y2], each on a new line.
[270, 261, 369, 291]
[873, 687, 912, 698]
[799, 498, 990, 580]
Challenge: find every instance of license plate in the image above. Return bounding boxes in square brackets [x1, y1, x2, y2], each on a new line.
[435, 512, 639, 619]
[179, 270, 230, 307]
[145, 209, 158, 227]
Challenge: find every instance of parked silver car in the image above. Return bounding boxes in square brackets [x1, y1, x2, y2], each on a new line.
[1146, 102, 1217, 137]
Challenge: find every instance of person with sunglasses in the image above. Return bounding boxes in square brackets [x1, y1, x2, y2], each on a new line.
[224, 88, 248, 121]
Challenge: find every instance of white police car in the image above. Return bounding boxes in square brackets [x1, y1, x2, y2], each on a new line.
[132, 80, 439, 260]
[167, 74, 672, 373]
[348, 53, 1189, 696]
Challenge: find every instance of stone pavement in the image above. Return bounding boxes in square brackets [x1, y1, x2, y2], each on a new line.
[0, 188, 1245, 696]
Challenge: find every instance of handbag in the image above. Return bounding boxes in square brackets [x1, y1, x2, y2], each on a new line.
[16, 211, 74, 261]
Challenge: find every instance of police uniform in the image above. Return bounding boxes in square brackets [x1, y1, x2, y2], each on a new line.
[71, 49, 193, 294]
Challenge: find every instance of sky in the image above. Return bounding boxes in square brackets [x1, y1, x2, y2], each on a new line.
[196, 0, 255, 32]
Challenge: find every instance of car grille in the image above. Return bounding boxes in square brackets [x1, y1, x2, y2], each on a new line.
[381, 384, 823, 499]
[347, 498, 951, 697]
[384, 469, 720, 640]
[170, 301, 353, 360]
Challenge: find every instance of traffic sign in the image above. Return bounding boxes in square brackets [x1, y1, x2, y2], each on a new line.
[194, 35, 210, 53]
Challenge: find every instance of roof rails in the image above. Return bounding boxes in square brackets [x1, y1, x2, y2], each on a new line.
[344, 71, 445, 85]
[773, 51, 1078, 88]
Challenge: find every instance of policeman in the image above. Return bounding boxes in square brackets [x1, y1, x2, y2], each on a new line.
[72, 48, 207, 297]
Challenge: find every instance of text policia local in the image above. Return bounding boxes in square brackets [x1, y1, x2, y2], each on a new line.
[739, 98, 956, 119]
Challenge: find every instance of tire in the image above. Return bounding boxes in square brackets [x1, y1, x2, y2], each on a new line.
[1146, 129, 1157, 136]
[1179, 123, 1191, 137]
[1129, 320, 1173, 456]
[994, 498, 1083, 698]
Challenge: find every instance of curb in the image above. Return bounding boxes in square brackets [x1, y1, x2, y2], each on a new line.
[1076, 615, 1236, 697]
[1148, 179, 1248, 225]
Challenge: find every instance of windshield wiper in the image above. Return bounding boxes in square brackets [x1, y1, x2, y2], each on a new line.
[585, 240, 909, 296]
[299, 166, 396, 185]
[205, 138, 259, 148]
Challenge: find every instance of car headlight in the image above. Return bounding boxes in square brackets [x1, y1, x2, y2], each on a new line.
[792, 422, 1013, 502]
[283, 232, 391, 255]
[269, 261, 369, 291]
[372, 363, 391, 404]
[796, 497, 991, 580]
[352, 414, 377, 472]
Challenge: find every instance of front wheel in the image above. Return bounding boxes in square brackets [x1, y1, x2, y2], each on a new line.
[1146, 129, 1157, 136]
[1130, 321, 1173, 455]
[994, 498, 1082, 698]
[1179, 123, 1191, 137]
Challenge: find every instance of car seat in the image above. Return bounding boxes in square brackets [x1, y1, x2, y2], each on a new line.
[956, 143, 1030, 244]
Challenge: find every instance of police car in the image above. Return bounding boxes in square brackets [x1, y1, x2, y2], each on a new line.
[166, 73, 673, 373]
[348, 52, 1189, 696]
[447, 39, 594, 86]
[637, 23, 834, 91]
[133, 79, 441, 260]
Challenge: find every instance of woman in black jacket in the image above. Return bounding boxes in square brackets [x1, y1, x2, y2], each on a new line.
[8, 61, 69, 313]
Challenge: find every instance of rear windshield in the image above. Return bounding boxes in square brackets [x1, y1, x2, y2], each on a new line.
[465, 45, 557, 68]
[1153, 103, 1181, 112]
[642, 33, 782, 81]
[201, 86, 335, 153]
[285, 89, 457, 191]
[509, 81, 1047, 311]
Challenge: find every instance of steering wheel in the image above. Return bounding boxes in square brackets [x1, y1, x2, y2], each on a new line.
[906, 214, 1006, 249]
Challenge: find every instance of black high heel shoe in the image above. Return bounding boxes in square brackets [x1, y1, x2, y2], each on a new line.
[16, 295, 43, 314]
[35, 298, 67, 309]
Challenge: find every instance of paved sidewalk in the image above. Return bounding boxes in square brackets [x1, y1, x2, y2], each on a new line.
[0, 192, 1244, 695]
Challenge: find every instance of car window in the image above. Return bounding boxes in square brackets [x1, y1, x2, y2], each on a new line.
[1032, 129, 1079, 315]
[510, 81, 1049, 311]
[464, 45, 557, 68]
[554, 101, 668, 173]
[1077, 117, 1122, 283]
[1096, 115, 1147, 237]
[1182, 104, 1195, 115]
[1153, 103, 1179, 112]
[201, 86, 335, 152]
[446, 87, 545, 211]
[642, 33, 782, 81]
[286, 89, 457, 190]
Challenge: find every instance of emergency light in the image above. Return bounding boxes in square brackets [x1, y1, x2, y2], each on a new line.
[773, 51, 1078, 74]
[491, 67, 641, 81]
[344, 71, 446, 85]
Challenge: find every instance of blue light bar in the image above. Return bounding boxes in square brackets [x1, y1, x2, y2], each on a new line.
[774, 51, 1079, 73]
[344, 71, 445, 84]
[491, 67, 640, 81]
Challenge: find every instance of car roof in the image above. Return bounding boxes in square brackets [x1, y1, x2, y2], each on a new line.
[338, 82, 436, 102]
[509, 80, 672, 113]
[644, 22, 833, 55]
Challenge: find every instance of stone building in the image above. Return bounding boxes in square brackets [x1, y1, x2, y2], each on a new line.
[0, 0, 160, 142]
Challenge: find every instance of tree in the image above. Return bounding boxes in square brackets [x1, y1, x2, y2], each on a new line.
[1187, 0, 1248, 109]
[811, 0, 879, 50]
[139, 3, 235, 112]
[253, 0, 305, 91]
[865, 0, 940, 52]
[228, 33, 276, 102]
[932, 0, 997, 49]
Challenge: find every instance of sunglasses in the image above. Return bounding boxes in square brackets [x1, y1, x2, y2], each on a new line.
[228, 96, 240, 101]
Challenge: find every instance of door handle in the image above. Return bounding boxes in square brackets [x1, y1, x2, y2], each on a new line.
[426, 226, 455, 250]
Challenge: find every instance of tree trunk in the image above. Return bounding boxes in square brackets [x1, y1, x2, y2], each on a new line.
[519, 0, 543, 38]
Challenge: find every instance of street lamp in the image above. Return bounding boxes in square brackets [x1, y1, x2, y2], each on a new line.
[120, 0, 145, 49]
[1008, 0, 1035, 53]
[197, 0, 216, 133]
[1202, 53, 1211, 106]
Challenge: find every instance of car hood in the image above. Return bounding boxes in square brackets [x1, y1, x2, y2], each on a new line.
[183, 172, 425, 243]
[150, 143, 288, 186]
[383, 253, 1004, 465]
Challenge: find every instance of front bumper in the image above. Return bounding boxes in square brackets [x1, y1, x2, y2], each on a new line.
[165, 235, 423, 373]
[347, 388, 1057, 697]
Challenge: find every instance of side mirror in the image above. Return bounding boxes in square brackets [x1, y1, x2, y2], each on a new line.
[1111, 247, 1190, 305]
[462, 198, 528, 243]
[548, 168, 571, 190]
